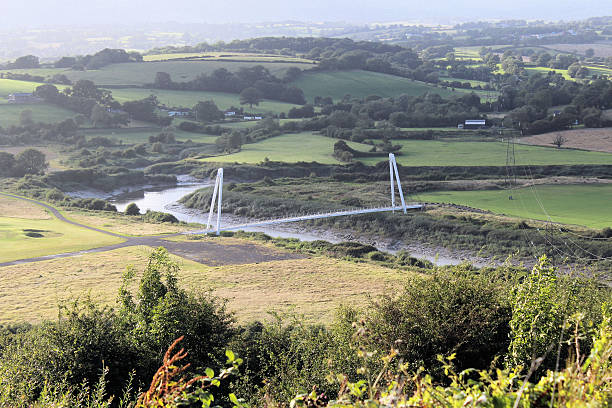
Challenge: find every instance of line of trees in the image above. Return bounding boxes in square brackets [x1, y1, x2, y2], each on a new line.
[151, 65, 307, 105]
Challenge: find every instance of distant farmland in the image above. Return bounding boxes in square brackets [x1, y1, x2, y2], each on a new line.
[56, 61, 307, 86]
[143, 52, 316, 64]
[290, 70, 495, 102]
[358, 139, 612, 167]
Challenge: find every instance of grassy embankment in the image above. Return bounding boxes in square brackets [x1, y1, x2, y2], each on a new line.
[0, 241, 412, 325]
[0, 195, 123, 263]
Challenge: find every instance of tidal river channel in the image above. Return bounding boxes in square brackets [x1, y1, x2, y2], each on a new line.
[109, 177, 487, 267]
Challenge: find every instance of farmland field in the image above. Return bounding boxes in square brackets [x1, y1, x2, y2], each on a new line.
[0, 78, 44, 96]
[520, 128, 612, 153]
[0, 78, 68, 98]
[23, 61, 308, 86]
[0, 243, 410, 324]
[544, 43, 612, 57]
[0, 103, 80, 126]
[358, 139, 612, 167]
[200, 132, 374, 164]
[290, 70, 491, 102]
[143, 51, 316, 64]
[417, 184, 612, 229]
[108, 87, 300, 114]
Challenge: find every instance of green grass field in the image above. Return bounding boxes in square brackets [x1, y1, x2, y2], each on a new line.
[358, 140, 612, 167]
[524, 66, 573, 80]
[291, 70, 495, 103]
[108, 87, 299, 114]
[0, 78, 69, 98]
[0, 215, 123, 263]
[199, 132, 374, 164]
[292, 70, 452, 102]
[0, 103, 81, 126]
[417, 184, 612, 229]
[0, 78, 43, 97]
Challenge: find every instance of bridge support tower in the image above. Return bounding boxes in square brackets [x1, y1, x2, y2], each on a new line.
[206, 168, 224, 235]
[389, 153, 407, 213]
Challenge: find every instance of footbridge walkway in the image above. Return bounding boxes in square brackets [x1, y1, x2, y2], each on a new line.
[185, 204, 423, 235]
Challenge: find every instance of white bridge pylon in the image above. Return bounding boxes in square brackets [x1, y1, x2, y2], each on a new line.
[389, 153, 407, 214]
[206, 167, 223, 235]
[202, 154, 411, 235]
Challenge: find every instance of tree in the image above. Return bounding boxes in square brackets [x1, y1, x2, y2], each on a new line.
[239, 87, 263, 109]
[15, 149, 48, 175]
[117, 247, 235, 375]
[0, 152, 16, 176]
[125, 203, 141, 216]
[552, 134, 567, 148]
[154, 72, 173, 89]
[19, 110, 33, 126]
[585, 48, 595, 58]
[10, 55, 39, 69]
[507, 256, 561, 371]
[90, 104, 111, 127]
[194, 100, 223, 122]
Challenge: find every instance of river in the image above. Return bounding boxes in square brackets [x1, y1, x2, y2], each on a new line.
[109, 178, 488, 267]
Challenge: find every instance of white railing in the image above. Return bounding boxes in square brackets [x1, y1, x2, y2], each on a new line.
[184, 204, 423, 235]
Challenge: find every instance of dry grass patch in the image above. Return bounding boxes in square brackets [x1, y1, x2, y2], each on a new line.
[64, 210, 193, 236]
[0, 195, 51, 219]
[0, 244, 412, 325]
[520, 128, 612, 153]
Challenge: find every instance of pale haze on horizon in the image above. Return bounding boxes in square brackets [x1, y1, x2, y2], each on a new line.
[1, 0, 611, 28]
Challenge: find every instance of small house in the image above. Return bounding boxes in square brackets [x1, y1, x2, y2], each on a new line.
[463, 119, 486, 129]
[7, 93, 40, 104]
[167, 110, 191, 117]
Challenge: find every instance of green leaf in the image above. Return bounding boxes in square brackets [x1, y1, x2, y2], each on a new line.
[205, 367, 214, 378]
[226, 349, 236, 362]
[229, 393, 239, 405]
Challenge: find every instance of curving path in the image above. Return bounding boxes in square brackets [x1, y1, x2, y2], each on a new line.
[0, 192, 302, 267]
[0, 192, 172, 267]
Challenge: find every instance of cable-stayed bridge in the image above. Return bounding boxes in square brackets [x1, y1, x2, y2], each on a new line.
[184, 153, 423, 235]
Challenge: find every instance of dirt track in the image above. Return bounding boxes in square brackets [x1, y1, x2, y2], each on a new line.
[0, 192, 303, 267]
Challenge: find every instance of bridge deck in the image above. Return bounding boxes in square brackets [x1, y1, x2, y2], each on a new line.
[185, 204, 423, 235]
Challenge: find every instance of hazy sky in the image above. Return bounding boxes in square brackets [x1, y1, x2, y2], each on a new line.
[1, 0, 611, 27]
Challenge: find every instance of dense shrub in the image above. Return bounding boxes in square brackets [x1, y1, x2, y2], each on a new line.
[142, 210, 179, 223]
[125, 202, 141, 215]
[362, 265, 512, 377]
